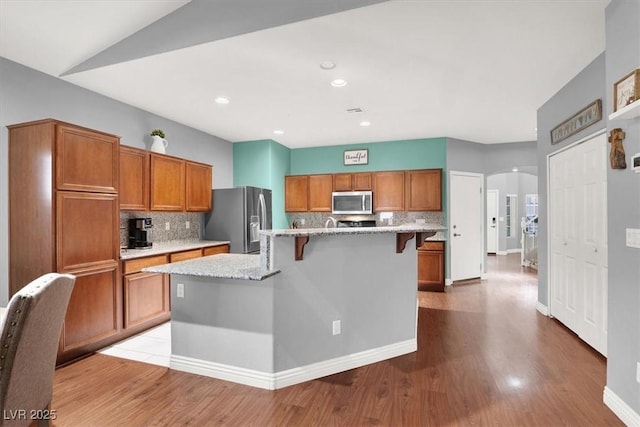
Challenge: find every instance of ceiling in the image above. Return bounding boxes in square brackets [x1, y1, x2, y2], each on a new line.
[0, 0, 609, 149]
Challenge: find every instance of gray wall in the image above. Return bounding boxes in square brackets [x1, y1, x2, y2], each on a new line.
[536, 52, 606, 309]
[604, 0, 640, 414]
[0, 57, 234, 305]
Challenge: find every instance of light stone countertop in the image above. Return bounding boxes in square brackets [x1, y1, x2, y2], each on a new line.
[120, 240, 230, 260]
[143, 253, 279, 281]
[262, 223, 447, 237]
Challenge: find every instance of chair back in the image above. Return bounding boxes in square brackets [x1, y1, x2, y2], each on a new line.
[0, 273, 75, 426]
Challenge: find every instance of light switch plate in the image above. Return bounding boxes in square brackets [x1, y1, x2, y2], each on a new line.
[626, 228, 640, 248]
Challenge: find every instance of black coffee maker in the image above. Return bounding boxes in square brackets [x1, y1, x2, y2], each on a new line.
[128, 218, 153, 249]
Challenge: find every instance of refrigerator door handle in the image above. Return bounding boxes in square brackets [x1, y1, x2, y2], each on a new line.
[258, 193, 267, 230]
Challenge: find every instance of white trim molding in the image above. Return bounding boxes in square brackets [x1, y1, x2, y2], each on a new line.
[170, 339, 417, 390]
[536, 301, 549, 316]
[604, 386, 640, 426]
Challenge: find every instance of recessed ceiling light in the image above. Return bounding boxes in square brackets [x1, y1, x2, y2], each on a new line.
[512, 167, 519, 172]
[331, 79, 347, 87]
[360, 121, 371, 127]
[320, 61, 336, 70]
[215, 96, 230, 104]
[273, 130, 284, 135]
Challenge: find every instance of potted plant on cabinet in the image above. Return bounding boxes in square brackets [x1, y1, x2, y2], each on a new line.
[150, 129, 168, 154]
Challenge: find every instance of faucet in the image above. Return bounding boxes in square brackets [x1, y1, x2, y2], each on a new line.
[325, 216, 337, 228]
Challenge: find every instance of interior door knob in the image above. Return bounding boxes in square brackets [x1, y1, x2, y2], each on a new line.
[453, 233, 461, 237]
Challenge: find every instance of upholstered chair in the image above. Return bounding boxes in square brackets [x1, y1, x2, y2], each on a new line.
[0, 273, 75, 426]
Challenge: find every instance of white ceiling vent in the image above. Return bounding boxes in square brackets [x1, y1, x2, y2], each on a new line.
[346, 107, 364, 113]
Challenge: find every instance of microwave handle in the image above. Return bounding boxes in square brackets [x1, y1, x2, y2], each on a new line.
[362, 194, 366, 210]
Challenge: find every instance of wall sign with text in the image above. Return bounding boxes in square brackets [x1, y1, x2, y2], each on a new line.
[344, 149, 368, 165]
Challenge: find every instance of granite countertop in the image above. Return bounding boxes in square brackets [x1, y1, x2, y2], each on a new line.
[120, 240, 230, 260]
[263, 223, 447, 237]
[143, 253, 279, 281]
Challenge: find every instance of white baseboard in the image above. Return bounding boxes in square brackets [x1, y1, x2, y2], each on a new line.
[170, 339, 417, 390]
[497, 250, 508, 256]
[507, 248, 522, 254]
[445, 279, 453, 286]
[536, 301, 549, 316]
[604, 386, 640, 426]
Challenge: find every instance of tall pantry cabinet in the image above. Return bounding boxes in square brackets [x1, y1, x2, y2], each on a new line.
[8, 119, 121, 365]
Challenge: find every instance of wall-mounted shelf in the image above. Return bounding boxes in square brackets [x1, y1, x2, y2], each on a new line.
[609, 100, 640, 121]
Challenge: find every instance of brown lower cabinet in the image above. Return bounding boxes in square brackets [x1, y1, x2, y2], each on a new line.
[418, 241, 445, 292]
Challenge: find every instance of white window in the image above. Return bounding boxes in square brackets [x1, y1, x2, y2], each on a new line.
[524, 194, 539, 234]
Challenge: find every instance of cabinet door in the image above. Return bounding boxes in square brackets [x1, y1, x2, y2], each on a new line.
[285, 175, 309, 212]
[308, 174, 333, 212]
[418, 241, 445, 291]
[186, 161, 212, 212]
[56, 191, 119, 272]
[119, 146, 149, 211]
[170, 249, 203, 262]
[203, 244, 230, 256]
[406, 169, 442, 211]
[123, 272, 170, 329]
[150, 153, 185, 211]
[373, 171, 405, 211]
[56, 124, 119, 193]
[333, 173, 352, 191]
[60, 265, 121, 359]
[352, 173, 372, 190]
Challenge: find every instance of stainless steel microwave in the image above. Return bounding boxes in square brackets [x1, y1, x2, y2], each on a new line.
[332, 191, 373, 214]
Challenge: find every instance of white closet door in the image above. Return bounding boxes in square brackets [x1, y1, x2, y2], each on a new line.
[548, 132, 607, 356]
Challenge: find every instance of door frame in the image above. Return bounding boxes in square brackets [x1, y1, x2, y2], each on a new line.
[449, 170, 485, 282]
[486, 189, 499, 254]
[545, 128, 606, 317]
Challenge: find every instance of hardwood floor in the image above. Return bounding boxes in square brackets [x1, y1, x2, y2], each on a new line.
[51, 254, 622, 426]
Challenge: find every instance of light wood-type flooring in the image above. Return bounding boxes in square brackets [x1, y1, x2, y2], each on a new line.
[50, 254, 622, 426]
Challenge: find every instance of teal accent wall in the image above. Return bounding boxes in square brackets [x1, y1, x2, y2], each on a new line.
[290, 138, 447, 174]
[233, 140, 290, 229]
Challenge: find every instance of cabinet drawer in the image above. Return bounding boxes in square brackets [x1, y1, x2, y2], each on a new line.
[170, 249, 203, 262]
[203, 244, 230, 256]
[123, 255, 169, 275]
[419, 241, 444, 251]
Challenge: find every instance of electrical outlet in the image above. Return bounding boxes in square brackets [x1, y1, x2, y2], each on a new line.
[332, 320, 341, 335]
[185, 221, 190, 229]
[165, 222, 170, 230]
[636, 362, 640, 383]
[300, 218, 306, 225]
[177, 283, 185, 298]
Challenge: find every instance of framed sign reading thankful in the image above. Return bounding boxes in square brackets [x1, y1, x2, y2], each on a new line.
[344, 149, 368, 165]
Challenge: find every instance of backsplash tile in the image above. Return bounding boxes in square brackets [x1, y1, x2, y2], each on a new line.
[120, 212, 203, 248]
[287, 211, 445, 229]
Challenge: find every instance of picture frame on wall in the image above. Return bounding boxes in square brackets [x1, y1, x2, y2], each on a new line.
[344, 149, 368, 165]
[550, 99, 602, 145]
[614, 69, 640, 112]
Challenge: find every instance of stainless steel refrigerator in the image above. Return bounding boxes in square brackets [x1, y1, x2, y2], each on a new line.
[204, 186, 272, 254]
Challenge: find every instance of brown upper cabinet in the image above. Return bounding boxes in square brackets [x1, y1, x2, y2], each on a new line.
[186, 161, 213, 212]
[150, 153, 186, 211]
[285, 175, 309, 212]
[373, 171, 405, 211]
[308, 174, 333, 212]
[405, 169, 442, 211]
[56, 124, 119, 193]
[285, 174, 333, 212]
[120, 146, 149, 211]
[120, 148, 212, 212]
[285, 168, 442, 213]
[333, 172, 372, 191]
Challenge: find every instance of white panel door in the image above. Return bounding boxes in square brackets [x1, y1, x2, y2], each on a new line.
[548, 132, 607, 356]
[487, 189, 498, 254]
[450, 172, 483, 281]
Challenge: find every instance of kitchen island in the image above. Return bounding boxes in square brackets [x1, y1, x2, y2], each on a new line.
[145, 223, 446, 389]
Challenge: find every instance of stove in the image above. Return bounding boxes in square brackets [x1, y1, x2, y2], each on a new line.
[337, 220, 377, 228]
